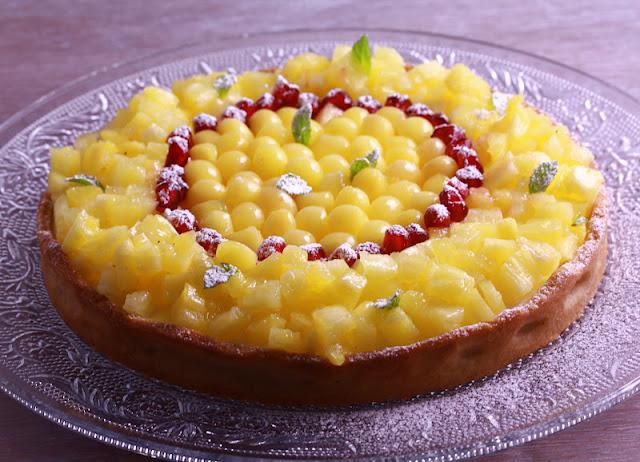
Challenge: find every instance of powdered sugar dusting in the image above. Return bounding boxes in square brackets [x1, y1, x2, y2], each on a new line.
[355, 241, 381, 255]
[164, 208, 196, 228]
[170, 125, 191, 139]
[276, 173, 312, 196]
[386, 224, 408, 236]
[167, 136, 188, 151]
[193, 113, 217, 126]
[203, 264, 237, 289]
[456, 166, 484, 181]
[276, 74, 299, 90]
[222, 106, 247, 122]
[428, 203, 450, 219]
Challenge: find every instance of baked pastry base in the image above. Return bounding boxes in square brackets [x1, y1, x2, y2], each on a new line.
[37, 192, 607, 405]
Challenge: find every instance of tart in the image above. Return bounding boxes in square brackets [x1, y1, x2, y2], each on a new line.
[38, 36, 607, 405]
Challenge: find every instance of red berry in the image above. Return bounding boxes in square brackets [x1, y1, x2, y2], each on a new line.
[255, 92, 277, 111]
[329, 243, 358, 267]
[381, 225, 410, 254]
[192, 113, 217, 133]
[456, 166, 484, 188]
[384, 93, 412, 111]
[405, 223, 429, 246]
[163, 208, 197, 233]
[432, 124, 465, 146]
[301, 243, 325, 261]
[449, 144, 482, 171]
[167, 125, 193, 149]
[196, 228, 225, 256]
[221, 106, 247, 123]
[155, 165, 188, 212]
[164, 136, 190, 167]
[439, 187, 468, 222]
[355, 241, 381, 255]
[273, 75, 300, 107]
[446, 176, 470, 199]
[298, 92, 320, 117]
[320, 88, 352, 111]
[257, 235, 286, 261]
[426, 112, 449, 127]
[356, 95, 382, 113]
[235, 98, 256, 119]
[424, 203, 451, 228]
[460, 148, 484, 173]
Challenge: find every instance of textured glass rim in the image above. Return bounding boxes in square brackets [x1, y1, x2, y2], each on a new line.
[0, 27, 638, 461]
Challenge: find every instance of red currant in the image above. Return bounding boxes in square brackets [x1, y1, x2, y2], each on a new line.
[155, 165, 188, 212]
[163, 208, 197, 234]
[167, 125, 193, 149]
[356, 95, 382, 113]
[439, 187, 468, 222]
[381, 225, 410, 254]
[257, 235, 286, 261]
[445, 176, 470, 199]
[424, 203, 451, 228]
[273, 75, 300, 107]
[192, 113, 217, 133]
[320, 88, 352, 111]
[298, 92, 320, 117]
[301, 243, 326, 261]
[221, 106, 247, 123]
[405, 223, 429, 245]
[355, 241, 381, 255]
[329, 243, 358, 267]
[456, 166, 484, 188]
[255, 93, 278, 111]
[384, 93, 412, 111]
[235, 98, 256, 120]
[196, 228, 225, 256]
[164, 136, 190, 167]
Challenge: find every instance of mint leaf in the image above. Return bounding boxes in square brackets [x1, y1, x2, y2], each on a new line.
[204, 263, 237, 289]
[373, 290, 401, 310]
[213, 71, 237, 99]
[350, 148, 380, 180]
[572, 215, 588, 226]
[351, 35, 371, 75]
[276, 173, 312, 196]
[65, 174, 105, 191]
[529, 160, 558, 193]
[292, 104, 312, 145]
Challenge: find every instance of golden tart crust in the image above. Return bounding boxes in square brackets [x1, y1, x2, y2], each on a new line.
[37, 189, 607, 405]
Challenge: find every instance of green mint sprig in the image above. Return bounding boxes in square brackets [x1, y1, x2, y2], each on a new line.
[529, 160, 558, 193]
[292, 104, 312, 146]
[65, 174, 105, 192]
[350, 148, 380, 180]
[203, 263, 238, 289]
[213, 71, 237, 98]
[373, 290, 401, 310]
[351, 34, 372, 75]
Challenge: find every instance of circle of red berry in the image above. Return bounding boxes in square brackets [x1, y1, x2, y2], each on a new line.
[155, 79, 485, 266]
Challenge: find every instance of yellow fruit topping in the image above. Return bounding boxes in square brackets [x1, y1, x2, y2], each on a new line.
[47, 40, 603, 365]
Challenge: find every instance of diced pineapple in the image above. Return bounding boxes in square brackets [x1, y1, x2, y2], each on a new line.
[312, 305, 354, 365]
[123, 290, 152, 317]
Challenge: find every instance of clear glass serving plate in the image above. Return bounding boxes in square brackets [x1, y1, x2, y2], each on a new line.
[0, 29, 638, 462]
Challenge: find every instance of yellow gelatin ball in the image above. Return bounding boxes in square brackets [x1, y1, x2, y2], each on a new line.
[327, 204, 369, 235]
[225, 173, 262, 208]
[357, 219, 390, 244]
[257, 186, 298, 215]
[229, 226, 263, 251]
[421, 155, 457, 180]
[368, 195, 403, 223]
[396, 209, 423, 227]
[342, 107, 369, 127]
[262, 209, 296, 237]
[335, 186, 370, 209]
[387, 180, 421, 207]
[283, 229, 315, 246]
[256, 123, 288, 145]
[286, 156, 323, 188]
[277, 106, 298, 128]
[318, 154, 350, 176]
[248, 136, 279, 158]
[409, 190, 438, 211]
[230, 202, 265, 230]
[352, 168, 387, 199]
[193, 130, 220, 146]
[418, 137, 446, 164]
[347, 136, 383, 162]
[360, 114, 394, 140]
[185, 180, 226, 207]
[316, 172, 346, 197]
[185, 159, 222, 184]
[323, 116, 359, 141]
[320, 232, 356, 253]
[396, 116, 433, 143]
[249, 109, 281, 134]
[282, 143, 313, 160]
[252, 143, 288, 180]
[376, 106, 406, 130]
[385, 160, 421, 183]
[190, 143, 218, 163]
[422, 173, 449, 194]
[216, 150, 250, 182]
[295, 205, 328, 238]
[215, 240, 257, 272]
[201, 210, 233, 236]
[295, 191, 335, 211]
[312, 134, 349, 159]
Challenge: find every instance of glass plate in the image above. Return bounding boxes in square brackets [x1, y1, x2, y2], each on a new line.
[0, 29, 638, 462]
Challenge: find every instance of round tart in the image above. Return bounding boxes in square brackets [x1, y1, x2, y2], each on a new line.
[39, 37, 607, 405]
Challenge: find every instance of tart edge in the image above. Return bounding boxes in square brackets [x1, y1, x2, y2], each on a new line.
[37, 190, 607, 405]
